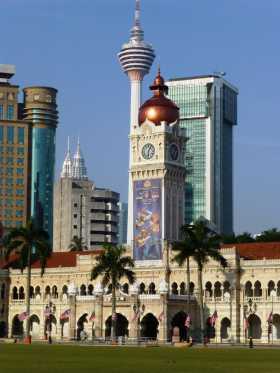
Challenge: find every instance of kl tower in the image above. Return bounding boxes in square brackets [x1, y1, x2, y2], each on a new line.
[118, 0, 155, 246]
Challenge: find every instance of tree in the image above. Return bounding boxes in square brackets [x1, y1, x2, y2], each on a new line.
[221, 232, 255, 244]
[256, 228, 280, 242]
[172, 232, 197, 324]
[175, 221, 227, 342]
[91, 245, 135, 342]
[3, 221, 51, 343]
[68, 236, 87, 252]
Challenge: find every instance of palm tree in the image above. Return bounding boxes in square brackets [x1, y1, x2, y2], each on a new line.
[174, 221, 227, 342]
[172, 232, 196, 319]
[91, 245, 135, 342]
[68, 236, 87, 252]
[3, 220, 51, 343]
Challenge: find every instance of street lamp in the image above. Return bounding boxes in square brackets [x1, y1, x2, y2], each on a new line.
[45, 302, 56, 344]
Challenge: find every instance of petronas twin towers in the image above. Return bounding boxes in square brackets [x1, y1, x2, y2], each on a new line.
[61, 138, 88, 180]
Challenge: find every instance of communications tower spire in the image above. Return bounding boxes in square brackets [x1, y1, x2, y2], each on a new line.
[118, 0, 156, 246]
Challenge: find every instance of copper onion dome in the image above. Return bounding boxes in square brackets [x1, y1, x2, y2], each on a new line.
[139, 69, 179, 126]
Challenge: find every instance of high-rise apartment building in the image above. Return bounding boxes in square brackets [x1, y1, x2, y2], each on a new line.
[166, 75, 238, 234]
[0, 66, 31, 229]
[53, 141, 119, 251]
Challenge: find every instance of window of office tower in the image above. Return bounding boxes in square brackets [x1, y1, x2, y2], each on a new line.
[169, 84, 208, 118]
[181, 119, 206, 223]
[0, 104, 3, 119]
[7, 105, 14, 120]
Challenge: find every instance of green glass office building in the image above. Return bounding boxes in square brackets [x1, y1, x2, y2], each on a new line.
[167, 75, 238, 234]
[23, 87, 58, 241]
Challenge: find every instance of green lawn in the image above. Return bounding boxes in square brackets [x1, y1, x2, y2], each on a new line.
[1, 345, 280, 373]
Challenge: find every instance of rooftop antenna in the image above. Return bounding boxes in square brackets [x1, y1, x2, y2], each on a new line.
[135, 0, 141, 27]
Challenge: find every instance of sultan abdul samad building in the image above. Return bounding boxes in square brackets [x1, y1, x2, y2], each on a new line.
[1, 1, 280, 344]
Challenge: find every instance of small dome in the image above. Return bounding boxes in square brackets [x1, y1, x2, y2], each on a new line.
[139, 69, 179, 126]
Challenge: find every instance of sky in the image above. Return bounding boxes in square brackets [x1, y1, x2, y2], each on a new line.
[1, 0, 280, 234]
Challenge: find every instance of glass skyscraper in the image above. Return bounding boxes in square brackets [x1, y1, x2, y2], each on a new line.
[167, 75, 238, 234]
[23, 87, 58, 241]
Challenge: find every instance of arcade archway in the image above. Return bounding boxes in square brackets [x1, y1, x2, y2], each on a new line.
[12, 315, 24, 337]
[140, 313, 159, 340]
[0, 321, 7, 338]
[105, 313, 129, 338]
[220, 317, 231, 340]
[248, 314, 262, 339]
[77, 313, 88, 340]
[171, 311, 187, 341]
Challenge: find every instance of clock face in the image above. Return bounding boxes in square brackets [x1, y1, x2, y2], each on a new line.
[169, 143, 179, 161]
[142, 143, 155, 160]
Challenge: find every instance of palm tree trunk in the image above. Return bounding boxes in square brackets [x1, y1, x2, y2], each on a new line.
[197, 267, 204, 343]
[111, 285, 117, 343]
[26, 248, 31, 340]
[186, 256, 190, 340]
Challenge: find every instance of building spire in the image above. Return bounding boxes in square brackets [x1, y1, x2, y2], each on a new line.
[61, 136, 73, 178]
[72, 138, 88, 180]
[134, 0, 141, 27]
[130, 0, 144, 41]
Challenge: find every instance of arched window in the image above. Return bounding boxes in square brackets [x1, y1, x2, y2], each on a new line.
[171, 282, 178, 295]
[205, 282, 213, 297]
[52, 286, 58, 298]
[268, 281, 275, 296]
[88, 284, 94, 295]
[122, 283, 129, 294]
[189, 282, 195, 295]
[245, 281, 253, 297]
[1, 283, 5, 300]
[180, 282, 186, 295]
[45, 286, 51, 296]
[19, 286, 25, 300]
[139, 283, 145, 295]
[12, 287, 18, 300]
[214, 282, 222, 298]
[277, 281, 280, 296]
[35, 286, 41, 296]
[62, 285, 68, 295]
[148, 283, 156, 295]
[29, 286, 34, 299]
[254, 281, 262, 297]
[80, 284, 86, 296]
[224, 281, 231, 293]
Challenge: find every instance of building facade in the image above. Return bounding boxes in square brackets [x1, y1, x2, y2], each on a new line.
[2, 242, 280, 344]
[0, 65, 58, 237]
[0, 65, 32, 229]
[166, 75, 238, 235]
[53, 141, 119, 251]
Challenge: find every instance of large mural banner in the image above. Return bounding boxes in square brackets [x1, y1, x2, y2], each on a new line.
[133, 179, 162, 261]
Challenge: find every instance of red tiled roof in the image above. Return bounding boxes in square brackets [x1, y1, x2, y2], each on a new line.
[0, 250, 103, 270]
[223, 242, 280, 260]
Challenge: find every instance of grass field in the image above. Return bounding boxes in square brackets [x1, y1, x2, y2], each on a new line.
[1, 344, 280, 373]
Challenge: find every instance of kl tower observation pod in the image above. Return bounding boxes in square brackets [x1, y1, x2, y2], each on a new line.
[118, 0, 156, 246]
[118, 0, 156, 130]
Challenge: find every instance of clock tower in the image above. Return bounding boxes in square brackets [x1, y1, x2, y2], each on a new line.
[128, 70, 186, 262]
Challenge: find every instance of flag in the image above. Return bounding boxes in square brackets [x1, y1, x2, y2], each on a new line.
[158, 311, 164, 322]
[267, 311, 273, 324]
[185, 314, 191, 328]
[89, 312, 96, 322]
[60, 309, 71, 320]
[18, 311, 28, 321]
[210, 311, 218, 327]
